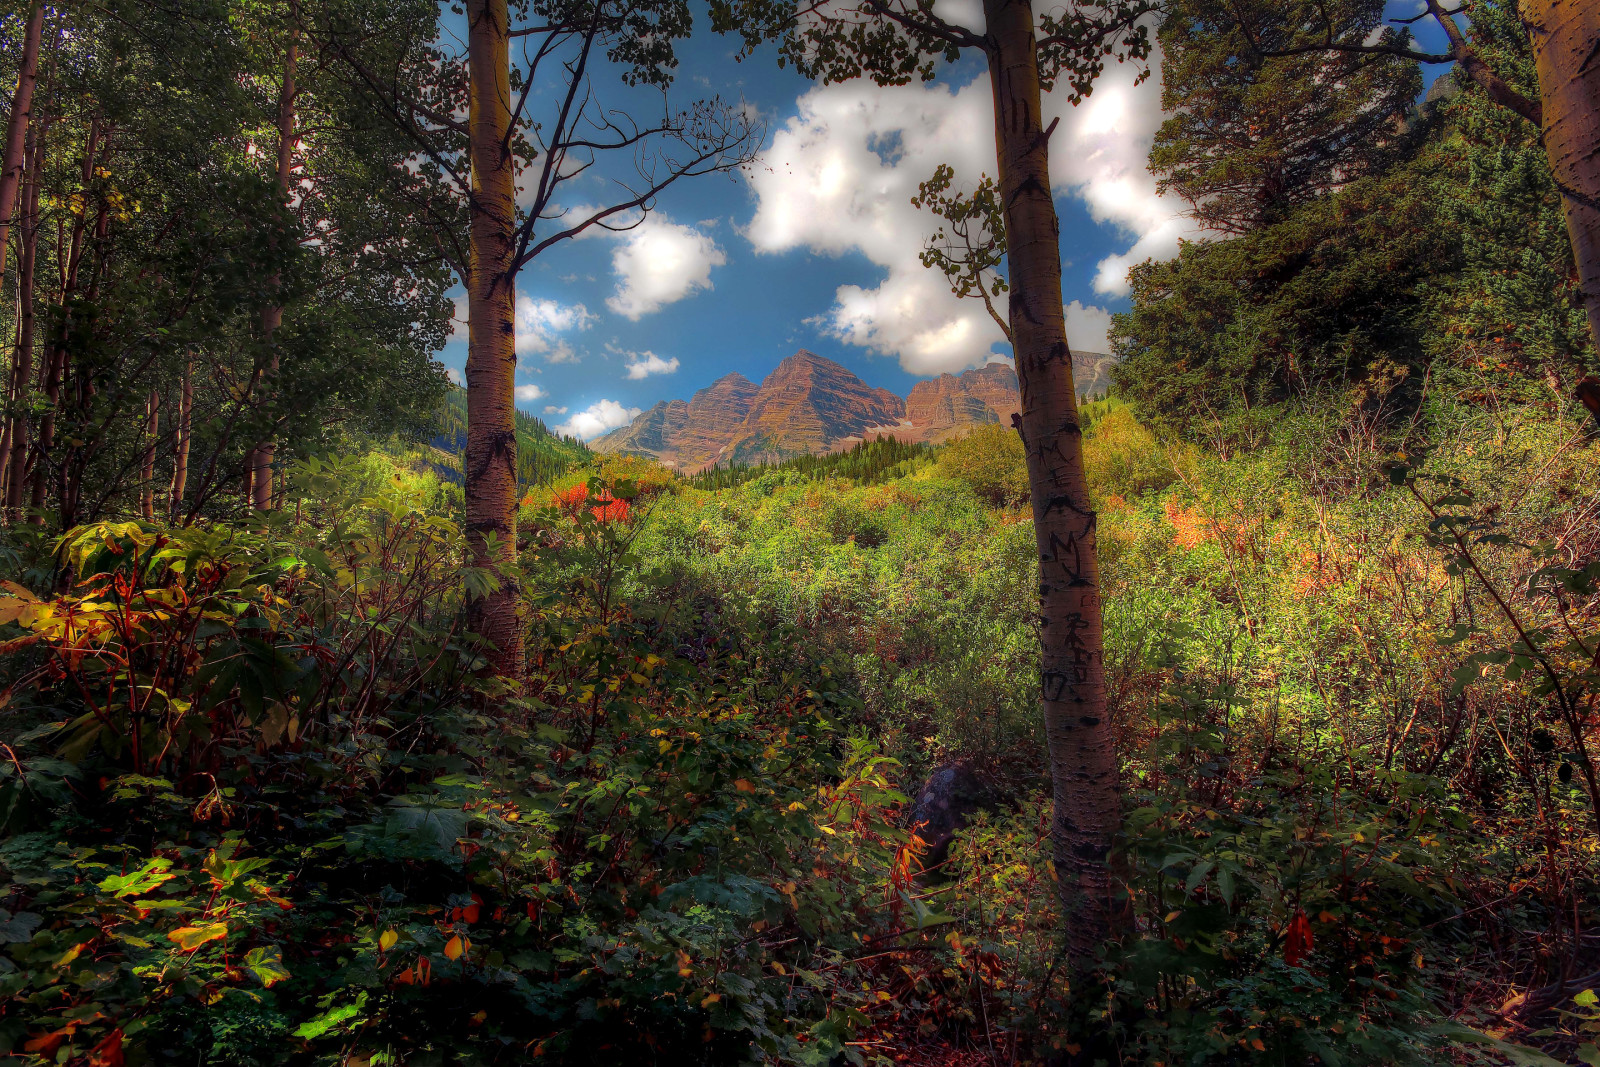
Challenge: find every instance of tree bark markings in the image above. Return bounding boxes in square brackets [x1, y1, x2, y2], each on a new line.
[465, 0, 525, 680]
[1526, 2, 1600, 356]
[983, 0, 1117, 963]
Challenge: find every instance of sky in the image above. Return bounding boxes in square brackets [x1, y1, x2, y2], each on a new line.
[430, 2, 1456, 441]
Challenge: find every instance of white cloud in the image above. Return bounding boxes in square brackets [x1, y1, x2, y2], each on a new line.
[607, 217, 726, 319]
[623, 351, 681, 379]
[1064, 300, 1114, 355]
[744, 44, 1196, 373]
[515, 296, 594, 361]
[446, 365, 463, 385]
[514, 383, 545, 402]
[1041, 57, 1203, 296]
[555, 399, 641, 440]
[544, 405, 568, 415]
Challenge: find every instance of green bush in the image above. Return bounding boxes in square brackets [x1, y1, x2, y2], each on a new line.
[0, 461, 912, 1066]
[936, 423, 1029, 508]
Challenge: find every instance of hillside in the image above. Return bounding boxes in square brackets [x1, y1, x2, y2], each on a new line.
[423, 386, 592, 488]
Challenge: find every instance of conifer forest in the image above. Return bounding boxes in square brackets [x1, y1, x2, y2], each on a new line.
[0, 0, 1599, 1064]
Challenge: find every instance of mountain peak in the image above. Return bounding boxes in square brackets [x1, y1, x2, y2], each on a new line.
[593, 351, 1113, 471]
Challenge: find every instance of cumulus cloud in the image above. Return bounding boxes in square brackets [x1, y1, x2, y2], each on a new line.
[1041, 58, 1201, 296]
[515, 296, 594, 362]
[446, 365, 463, 385]
[744, 45, 1196, 373]
[1064, 300, 1114, 355]
[622, 351, 681, 379]
[555, 399, 641, 440]
[607, 217, 726, 319]
[544, 405, 568, 415]
[514, 383, 545, 402]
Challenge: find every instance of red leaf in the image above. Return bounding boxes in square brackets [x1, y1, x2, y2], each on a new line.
[1284, 908, 1314, 968]
[89, 1029, 125, 1067]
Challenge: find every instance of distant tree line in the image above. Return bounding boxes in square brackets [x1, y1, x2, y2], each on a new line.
[684, 435, 934, 491]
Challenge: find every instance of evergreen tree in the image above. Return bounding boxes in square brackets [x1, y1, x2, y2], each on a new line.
[1150, 0, 1420, 235]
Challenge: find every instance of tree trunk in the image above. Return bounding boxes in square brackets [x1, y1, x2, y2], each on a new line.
[984, 0, 1117, 966]
[29, 121, 98, 525]
[249, 26, 298, 510]
[1524, 2, 1600, 359]
[464, 0, 524, 680]
[169, 358, 191, 521]
[139, 389, 159, 520]
[3, 128, 41, 521]
[0, 1, 43, 279]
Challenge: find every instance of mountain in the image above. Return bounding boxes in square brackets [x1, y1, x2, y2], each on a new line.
[900, 361, 1020, 444]
[593, 349, 1118, 471]
[722, 351, 906, 466]
[675, 373, 761, 468]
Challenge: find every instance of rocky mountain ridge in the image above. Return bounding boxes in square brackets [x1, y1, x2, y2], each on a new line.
[593, 348, 1113, 471]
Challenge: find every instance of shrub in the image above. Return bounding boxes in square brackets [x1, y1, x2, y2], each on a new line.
[1083, 403, 1178, 500]
[936, 423, 1029, 508]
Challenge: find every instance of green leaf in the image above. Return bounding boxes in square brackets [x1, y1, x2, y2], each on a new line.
[293, 993, 367, 1039]
[168, 922, 229, 950]
[0, 911, 42, 944]
[97, 858, 176, 899]
[242, 945, 290, 987]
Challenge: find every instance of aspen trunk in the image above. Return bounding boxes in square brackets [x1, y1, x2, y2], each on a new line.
[464, 0, 524, 679]
[0, 1, 43, 278]
[250, 27, 298, 510]
[3, 129, 41, 520]
[984, 0, 1117, 965]
[139, 389, 159, 520]
[1525, 2, 1600, 359]
[169, 358, 191, 520]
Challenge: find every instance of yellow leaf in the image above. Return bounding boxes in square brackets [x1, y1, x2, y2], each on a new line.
[1251, 1038, 1266, 1051]
[819, 825, 836, 835]
[701, 993, 720, 1007]
[1164, 911, 1181, 922]
[734, 779, 755, 792]
[168, 923, 229, 951]
[443, 935, 467, 961]
[379, 929, 399, 952]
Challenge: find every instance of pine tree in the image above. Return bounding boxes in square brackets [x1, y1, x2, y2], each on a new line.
[1151, 0, 1420, 235]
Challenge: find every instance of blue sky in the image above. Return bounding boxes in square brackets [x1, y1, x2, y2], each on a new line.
[431, 3, 1455, 439]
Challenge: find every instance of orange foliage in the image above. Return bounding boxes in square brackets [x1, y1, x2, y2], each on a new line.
[543, 484, 632, 524]
[1165, 498, 1213, 550]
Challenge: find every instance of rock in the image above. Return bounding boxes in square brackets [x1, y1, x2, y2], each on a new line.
[591, 398, 689, 462]
[675, 373, 760, 469]
[906, 762, 988, 872]
[903, 364, 1017, 443]
[723, 351, 906, 465]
